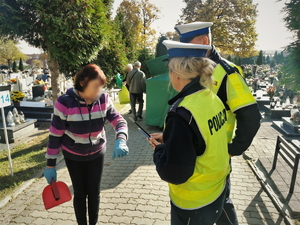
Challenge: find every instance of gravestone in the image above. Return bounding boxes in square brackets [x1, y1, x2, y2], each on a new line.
[273, 117, 300, 137]
[0, 119, 37, 143]
[18, 78, 28, 92]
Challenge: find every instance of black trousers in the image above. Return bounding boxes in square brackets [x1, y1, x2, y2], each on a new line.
[65, 155, 104, 225]
[130, 93, 144, 118]
[216, 171, 239, 225]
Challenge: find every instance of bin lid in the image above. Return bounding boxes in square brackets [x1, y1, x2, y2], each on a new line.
[146, 55, 169, 77]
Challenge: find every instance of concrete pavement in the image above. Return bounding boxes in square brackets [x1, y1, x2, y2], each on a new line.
[0, 110, 287, 225]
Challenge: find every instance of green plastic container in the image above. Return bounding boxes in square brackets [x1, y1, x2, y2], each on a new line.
[146, 55, 169, 78]
[146, 55, 177, 127]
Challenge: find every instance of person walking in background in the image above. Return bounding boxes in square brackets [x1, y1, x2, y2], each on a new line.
[43, 64, 129, 225]
[123, 64, 133, 114]
[149, 40, 231, 225]
[126, 61, 146, 121]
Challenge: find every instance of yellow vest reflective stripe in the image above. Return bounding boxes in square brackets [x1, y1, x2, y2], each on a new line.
[212, 62, 256, 142]
[168, 89, 230, 210]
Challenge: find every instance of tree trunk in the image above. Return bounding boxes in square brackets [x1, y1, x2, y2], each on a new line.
[49, 59, 61, 103]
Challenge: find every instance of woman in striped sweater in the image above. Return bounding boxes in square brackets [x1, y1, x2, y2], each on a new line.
[44, 64, 129, 225]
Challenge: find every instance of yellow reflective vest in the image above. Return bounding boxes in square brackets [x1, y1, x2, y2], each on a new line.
[211, 61, 256, 142]
[169, 89, 230, 210]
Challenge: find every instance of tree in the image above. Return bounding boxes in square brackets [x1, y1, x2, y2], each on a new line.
[165, 31, 180, 41]
[32, 59, 43, 69]
[114, 12, 137, 62]
[140, 0, 160, 49]
[12, 61, 17, 72]
[155, 35, 168, 58]
[266, 55, 270, 64]
[227, 55, 232, 62]
[138, 48, 154, 78]
[1, 0, 110, 101]
[0, 39, 26, 69]
[237, 57, 242, 66]
[256, 50, 264, 65]
[274, 51, 284, 64]
[95, 20, 128, 87]
[278, 0, 300, 91]
[117, 0, 160, 50]
[180, 0, 258, 57]
[18, 58, 24, 71]
[270, 59, 276, 68]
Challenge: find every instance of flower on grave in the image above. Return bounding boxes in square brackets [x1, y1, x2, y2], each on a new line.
[10, 91, 25, 102]
[10, 78, 17, 84]
[34, 80, 45, 85]
[267, 86, 276, 99]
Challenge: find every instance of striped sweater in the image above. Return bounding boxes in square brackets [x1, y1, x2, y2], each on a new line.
[46, 88, 128, 166]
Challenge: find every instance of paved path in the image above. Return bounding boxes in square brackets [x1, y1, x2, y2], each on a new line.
[247, 119, 300, 220]
[0, 111, 286, 225]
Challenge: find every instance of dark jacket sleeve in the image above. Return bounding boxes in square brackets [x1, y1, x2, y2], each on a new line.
[228, 104, 261, 156]
[153, 114, 197, 185]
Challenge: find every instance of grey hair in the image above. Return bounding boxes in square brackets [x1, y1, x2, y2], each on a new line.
[134, 61, 141, 67]
[168, 57, 215, 88]
[126, 64, 133, 70]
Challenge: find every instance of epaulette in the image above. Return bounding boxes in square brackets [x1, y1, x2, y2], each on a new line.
[219, 60, 240, 76]
[168, 98, 192, 125]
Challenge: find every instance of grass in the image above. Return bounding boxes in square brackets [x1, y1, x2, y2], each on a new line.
[0, 132, 49, 200]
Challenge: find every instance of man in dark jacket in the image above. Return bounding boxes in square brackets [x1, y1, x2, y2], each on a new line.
[126, 61, 146, 121]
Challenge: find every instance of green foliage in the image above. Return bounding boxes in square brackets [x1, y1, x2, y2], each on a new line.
[114, 12, 137, 61]
[12, 61, 17, 72]
[256, 50, 264, 65]
[155, 35, 168, 58]
[278, 0, 300, 91]
[237, 57, 242, 66]
[266, 55, 270, 64]
[117, 0, 160, 50]
[1, 0, 110, 76]
[138, 48, 154, 78]
[0, 65, 8, 70]
[274, 51, 285, 64]
[227, 55, 232, 62]
[270, 59, 276, 68]
[95, 20, 128, 88]
[180, 0, 258, 57]
[18, 58, 24, 71]
[0, 39, 26, 69]
[242, 57, 255, 65]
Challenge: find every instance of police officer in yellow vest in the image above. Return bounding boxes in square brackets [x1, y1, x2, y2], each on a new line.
[148, 40, 232, 225]
[174, 22, 262, 225]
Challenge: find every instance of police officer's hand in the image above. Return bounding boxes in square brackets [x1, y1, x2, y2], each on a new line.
[150, 133, 163, 143]
[147, 137, 161, 150]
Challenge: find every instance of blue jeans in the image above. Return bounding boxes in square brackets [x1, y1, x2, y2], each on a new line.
[171, 184, 228, 225]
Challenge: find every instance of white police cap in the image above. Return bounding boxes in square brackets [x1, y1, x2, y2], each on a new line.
[175, 22, 213, 43]
[162, 40, 212, 59]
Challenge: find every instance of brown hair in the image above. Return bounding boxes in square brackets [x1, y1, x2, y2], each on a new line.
[74, 64, 106, 92]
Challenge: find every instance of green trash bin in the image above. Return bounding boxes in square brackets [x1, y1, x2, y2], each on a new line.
[146, 55, 177, 127]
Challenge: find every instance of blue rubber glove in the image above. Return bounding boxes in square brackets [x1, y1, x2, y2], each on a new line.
[112, 139, 129, 159]
[44, 167, 57, 184]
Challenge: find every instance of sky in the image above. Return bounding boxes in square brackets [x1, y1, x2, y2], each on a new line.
[19, 0, 293, 54]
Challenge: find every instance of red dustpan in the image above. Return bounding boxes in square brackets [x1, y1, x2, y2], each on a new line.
[42, 179, 72, 210]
